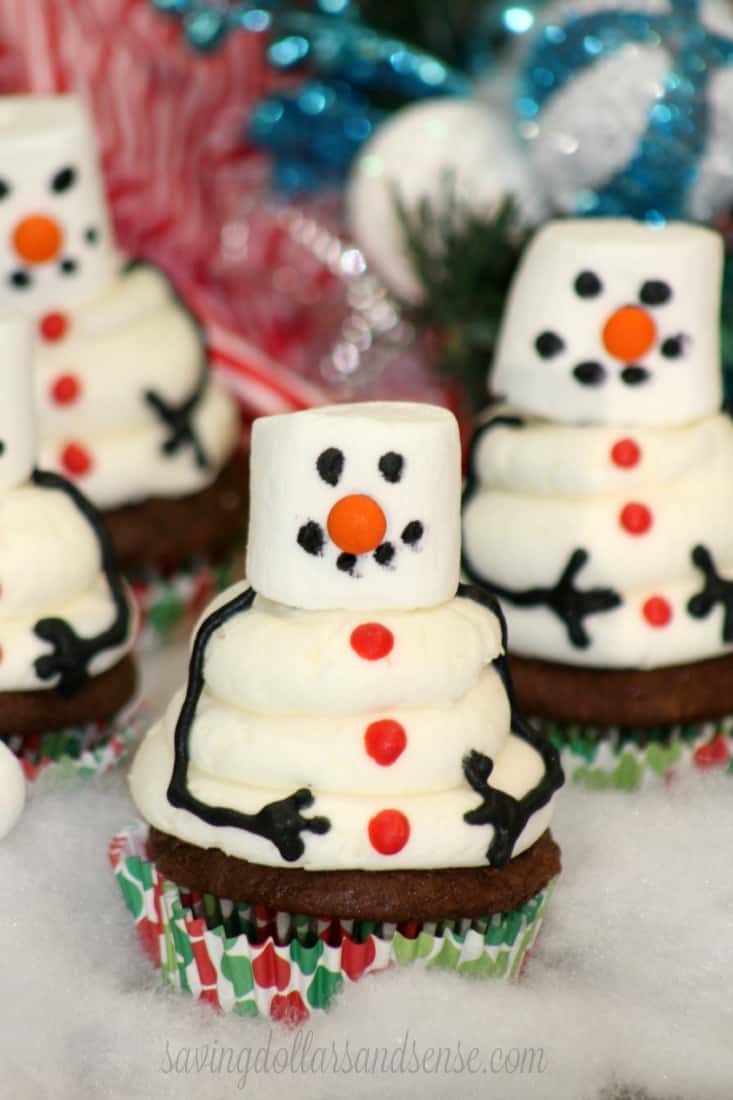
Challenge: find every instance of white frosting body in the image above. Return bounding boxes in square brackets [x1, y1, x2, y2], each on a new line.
[462, 408, 733, 669]
[0, 481, 136, 690]
[0, 96, 240, 512]
[0, 742, 25, 839]
[35, 264, 240, 510]
[130, 583, 556, 871]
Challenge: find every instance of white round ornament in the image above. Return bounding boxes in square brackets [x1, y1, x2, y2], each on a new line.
[346, 97, 538, 304]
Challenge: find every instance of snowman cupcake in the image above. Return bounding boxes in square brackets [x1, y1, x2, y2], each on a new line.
[0, 315, 139, 781]
[0, 94, 244, 645]
[462, 219, 733, 789]
[114, 402, 563, 1022]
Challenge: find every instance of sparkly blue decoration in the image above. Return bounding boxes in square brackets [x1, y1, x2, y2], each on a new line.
[519, 0, 733, 220]
[149, 0, 473, 190]
[250, 81, 384, 192]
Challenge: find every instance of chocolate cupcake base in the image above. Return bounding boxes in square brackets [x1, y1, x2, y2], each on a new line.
[1, 657, 144, 782]
[0, 655, 136, 737]
[509, 653, 733, 790]
[148, 827, 561, 922]
[510, 652, 733, 728]
[105, 449, 248, 572]
[111, 823, 559, 1022]
[107, 450, 248, 649]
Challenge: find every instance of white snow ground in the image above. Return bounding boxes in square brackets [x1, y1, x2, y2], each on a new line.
[0, 640, 731, 1100]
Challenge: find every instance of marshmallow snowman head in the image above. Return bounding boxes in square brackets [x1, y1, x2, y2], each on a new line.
[0, 315, 36, 490]
[0, 95, 117, 315]
[246, 402, 462, 611]
[492, 220, 724, 427]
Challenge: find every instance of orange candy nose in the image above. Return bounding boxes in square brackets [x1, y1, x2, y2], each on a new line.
[602, 306, 657, 363]
[12, 215, 63, 264]
[327, 494, 387, 555]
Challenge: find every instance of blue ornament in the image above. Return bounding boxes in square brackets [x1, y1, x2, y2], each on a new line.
[518, 0, 733, 222]
[249, 81, 384, 191]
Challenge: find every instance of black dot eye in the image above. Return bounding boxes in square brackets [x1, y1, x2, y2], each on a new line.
[316, 447, 344, 486]
[84, 226, 99, 245]
[574, 271, 603, 298]
[535, 331, 565, 359]
[50, 165, 77, 193]
[0, 179, 10, 200]
[661, 335, 686, 359]
[640, 280, 671, 306]
[378, 451, 404, 483]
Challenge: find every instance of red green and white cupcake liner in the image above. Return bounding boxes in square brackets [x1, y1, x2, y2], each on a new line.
[2, 696, 147, 784]
[128, 554, 241, 651]
[110, 822, 556, 1024]
[543, 714, 733, 791]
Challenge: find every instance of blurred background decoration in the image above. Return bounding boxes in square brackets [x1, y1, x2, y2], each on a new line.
[1, 0, 733, 420]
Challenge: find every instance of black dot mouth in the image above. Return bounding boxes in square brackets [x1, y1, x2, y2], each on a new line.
[336, 552, 357, 574]
[572, 361, 606, 386]
[660, 334, 686, 359]
[621, 365, 650, 386]
[374, 542, 395, 566]
[84, 226, 99, 246]
[9, 269, 31, 289]
[535, 330, 565, 359]
[59, 257, 79, 276]
[297, 520, 325, 556]
[401, 520, 424, 546]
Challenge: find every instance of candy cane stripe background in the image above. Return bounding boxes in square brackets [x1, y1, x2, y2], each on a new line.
[0, 0, 329, 416]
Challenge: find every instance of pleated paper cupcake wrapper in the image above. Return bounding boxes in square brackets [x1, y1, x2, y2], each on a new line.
[128, 553, 241, 651]
[2, 696, 147, 784]
[542, 713, 733, 791]
[110, 822, 556, 1024]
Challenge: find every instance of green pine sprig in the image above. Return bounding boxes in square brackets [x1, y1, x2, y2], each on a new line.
[393, 176, 529, 410]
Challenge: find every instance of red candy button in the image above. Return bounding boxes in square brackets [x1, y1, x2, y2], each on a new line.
[610, 438, 641, 469]
[350, 622, 394, 661]
[39, 312, 69, 342]
[50, 373, 81, 405]
[364, 719, 407, 766]
[643, 596, 672, 627]
[368, 809, 410, 855]
[620, 502, 652, 535]
[61, 442, 93, 477]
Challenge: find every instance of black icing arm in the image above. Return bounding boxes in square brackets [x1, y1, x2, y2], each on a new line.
[144, 359, 209, 471]
[688, 544, 733, 643]
[457, 583, 564, 868]
[167, 586, 331, 862]
[123, 258, 211, 470]
[31, 470, 132, 697]
[463, 547, 622, 650]
[462, 410, 526, 508]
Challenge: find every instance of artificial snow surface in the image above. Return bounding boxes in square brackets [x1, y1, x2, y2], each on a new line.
[1, 641, 732, 1100]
